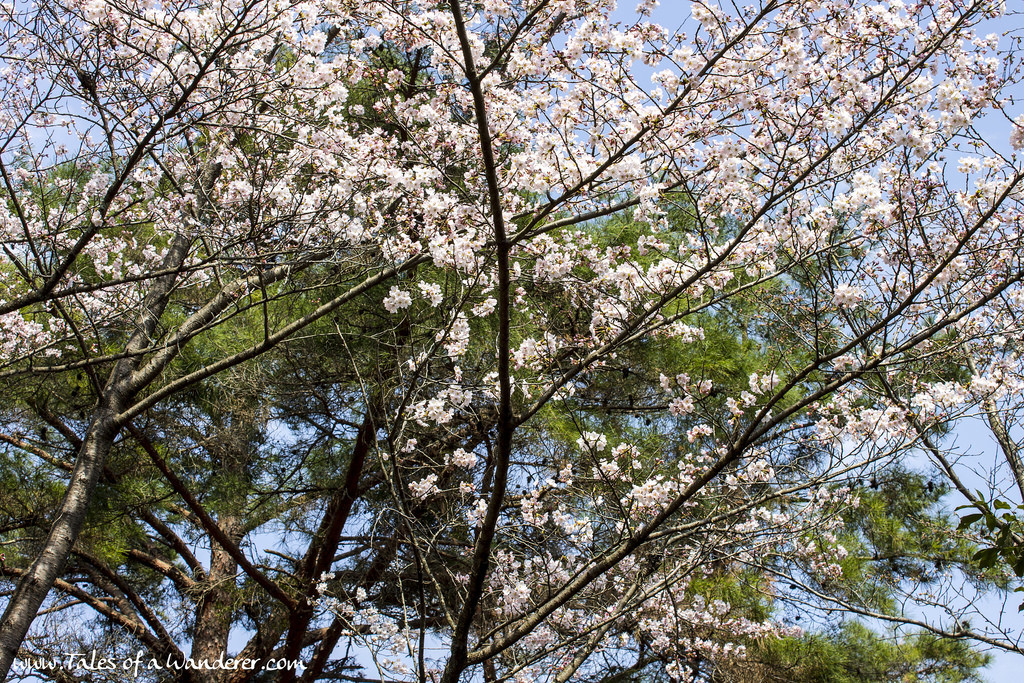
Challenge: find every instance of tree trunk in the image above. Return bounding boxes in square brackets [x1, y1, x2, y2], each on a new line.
[0, 407, 120, 674]
[192, 514, 244, 682]
[0, 232, 193, 678]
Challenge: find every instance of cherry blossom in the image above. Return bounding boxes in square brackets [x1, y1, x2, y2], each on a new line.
[0, 0, 1022, 679]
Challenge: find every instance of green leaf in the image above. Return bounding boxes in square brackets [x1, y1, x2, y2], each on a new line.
[958, 513, 984, 529]
[972, 547, 999, 568]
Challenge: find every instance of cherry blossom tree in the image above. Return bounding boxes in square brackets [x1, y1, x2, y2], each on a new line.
[0, 0, 1023, 679]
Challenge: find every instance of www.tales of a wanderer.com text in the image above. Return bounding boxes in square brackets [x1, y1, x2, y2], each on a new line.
[15, 650, 305, 677]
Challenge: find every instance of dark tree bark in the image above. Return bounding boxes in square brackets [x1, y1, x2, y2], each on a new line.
[191, 513, 244, 682]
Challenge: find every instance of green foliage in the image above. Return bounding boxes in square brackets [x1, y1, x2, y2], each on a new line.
[818, 469, 992, 618]
[754, 621, 988, 683]
[957, 494, 1024, 607]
